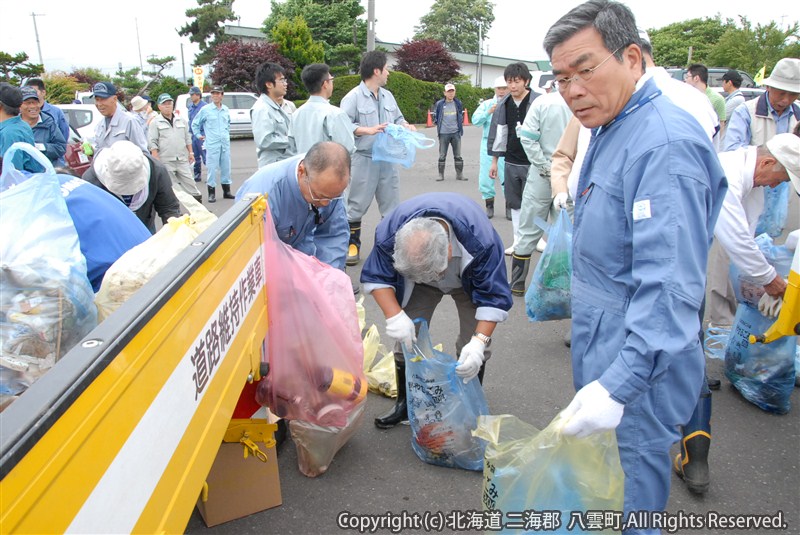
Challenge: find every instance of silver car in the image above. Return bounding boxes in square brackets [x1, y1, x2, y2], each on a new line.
[175, 92, 258, 138]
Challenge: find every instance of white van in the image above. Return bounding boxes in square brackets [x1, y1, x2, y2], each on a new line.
[56, 103, 103, 141]
[175, 92, 258, 138]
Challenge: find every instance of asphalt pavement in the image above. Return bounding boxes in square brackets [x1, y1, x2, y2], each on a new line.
[185, 126, 800, 535]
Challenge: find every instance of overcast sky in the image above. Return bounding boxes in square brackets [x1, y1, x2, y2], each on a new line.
[0, 0, 792, 82]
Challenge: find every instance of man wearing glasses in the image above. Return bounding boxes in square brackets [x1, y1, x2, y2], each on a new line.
[544, 1, 726, 529]
[290, 63, 355, 154]
[235, 141, 350, 270]
[251, 62, 297, 168]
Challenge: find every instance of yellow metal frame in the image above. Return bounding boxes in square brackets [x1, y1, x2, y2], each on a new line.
[1, 197, 269, 534]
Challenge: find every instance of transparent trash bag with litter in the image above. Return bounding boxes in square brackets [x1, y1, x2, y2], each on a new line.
[1, 147, 97, 407]
[754, 181, 789, 238]
[724, 303, 796, 414]
[403, 319, 489, 471]
[473, 413, 624, 534]
[526, 209, 572, 322]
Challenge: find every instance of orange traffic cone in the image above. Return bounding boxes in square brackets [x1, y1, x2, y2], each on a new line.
[462, 108, 471, 126]
[426, 110, 434, 128]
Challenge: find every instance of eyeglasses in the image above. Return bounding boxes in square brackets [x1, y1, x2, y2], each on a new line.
[304, 174, 343, 203]
[275, 77, 288, 84]
[555, 47, 622, 93]
[326, 76, 335, 82]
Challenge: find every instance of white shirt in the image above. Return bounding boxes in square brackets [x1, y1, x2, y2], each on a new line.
[714, 146, 776, 286]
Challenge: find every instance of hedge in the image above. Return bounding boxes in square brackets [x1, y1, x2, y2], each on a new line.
[330, 71, 493, 125]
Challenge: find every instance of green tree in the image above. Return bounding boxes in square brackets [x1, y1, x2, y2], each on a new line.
[706, 17, 800, 75]
[140, 55, 177, 96]
[178, 0, 238, 65]
[647, 16, 734, 67]
[0, 51, 43, 85]
[112, 67, 145, 100]
[270, 16, 325, 96]
[262, 0, 366, 54]
[326, 44, 361, 76]
[42, 72, 83, 104]
[413, 0, 494, 54]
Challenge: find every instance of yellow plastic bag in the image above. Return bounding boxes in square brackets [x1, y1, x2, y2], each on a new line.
[95, 215, 199, 321]
[473, 413, 624, 533]
[362, 325, 397, 398]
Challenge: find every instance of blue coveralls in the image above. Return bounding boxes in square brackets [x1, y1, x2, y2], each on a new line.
[234, 154, 349, 270]
[571, 78, 726, 530]
[471, 97, 504, 199]
[187, 99, 207, 180]
[192, 103, 231, 188]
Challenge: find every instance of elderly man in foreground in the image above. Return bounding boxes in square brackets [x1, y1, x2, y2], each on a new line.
[360, 192, 513, 430]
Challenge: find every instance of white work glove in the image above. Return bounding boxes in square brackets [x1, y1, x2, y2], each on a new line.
[385, 311, 416, 348]
[553, 192, 570, 210]
[456, 337, 486, 383]
[561, 380, 624, 438]
[758, 293, 783, 318]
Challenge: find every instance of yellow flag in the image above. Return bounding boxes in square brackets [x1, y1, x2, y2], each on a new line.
[754, 65, 766, 86]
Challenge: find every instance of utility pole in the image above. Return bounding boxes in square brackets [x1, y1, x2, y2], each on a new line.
[181, 43, 187, 84]
[367, 0, 375, 51]
[477, 22, 483, 87]
[30, 12, 45, 70]
[135, 18, 145, 80]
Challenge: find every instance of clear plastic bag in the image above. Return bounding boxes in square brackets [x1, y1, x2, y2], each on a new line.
[289, 403, 365, 477]
[94, 215, 200, 321]
[724, 303, 796, 414]
[255, 204, 365, 427]
[372, 124, 435, 169]
[0, 148, 97, 404]
[525, 209, 572, 322]
[473, 414, 624, 534]
[403, 319, 489, 471]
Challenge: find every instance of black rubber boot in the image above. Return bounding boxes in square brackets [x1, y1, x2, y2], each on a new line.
[485, 198, 494, 219]
[347, 222, 361, 266]
[477, 364, 486, 385]
[674, 392, 711, 494]
[207, 186, 216, 203]
[437, 161, 445, 181]
[505, 201, 512, 221]
[455, 159, 466, 180]
[375, 359, 407, 429]
[192, 193, 203, 204]
[221, 183, 235, 199]
[510, 254, 531, 296]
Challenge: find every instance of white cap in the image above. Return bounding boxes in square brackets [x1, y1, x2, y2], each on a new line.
[444, 83, 455, 91]
[493, 76, 507, 88]
[130, 96, 148, 112]
[762, 58, 800, 93]
[766, 133, 800, 194]
[94, 141, 151, 196]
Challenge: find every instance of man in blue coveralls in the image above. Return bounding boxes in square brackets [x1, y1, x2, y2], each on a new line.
[543, 1, 727, 532]
[186, 86, 206, 182]
[235, 141, 350, 270]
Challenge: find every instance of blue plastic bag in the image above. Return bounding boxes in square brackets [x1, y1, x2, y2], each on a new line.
[525, 209, 572, 322]
[403, 319, 489, 471]
[754, 181, 789, 238]
[729, 233, 793, 308]
[372, 123, 435, 169]
[0, 143, 97, 397]
[724, 303, 796, 414]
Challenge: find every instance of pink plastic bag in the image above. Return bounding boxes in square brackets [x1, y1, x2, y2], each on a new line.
[255, 204, 365, 427]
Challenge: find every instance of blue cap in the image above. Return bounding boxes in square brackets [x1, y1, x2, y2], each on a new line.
[189, 86, 202, 95]
[92, 81, 117, 99]
[20, 86, 39, 102]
